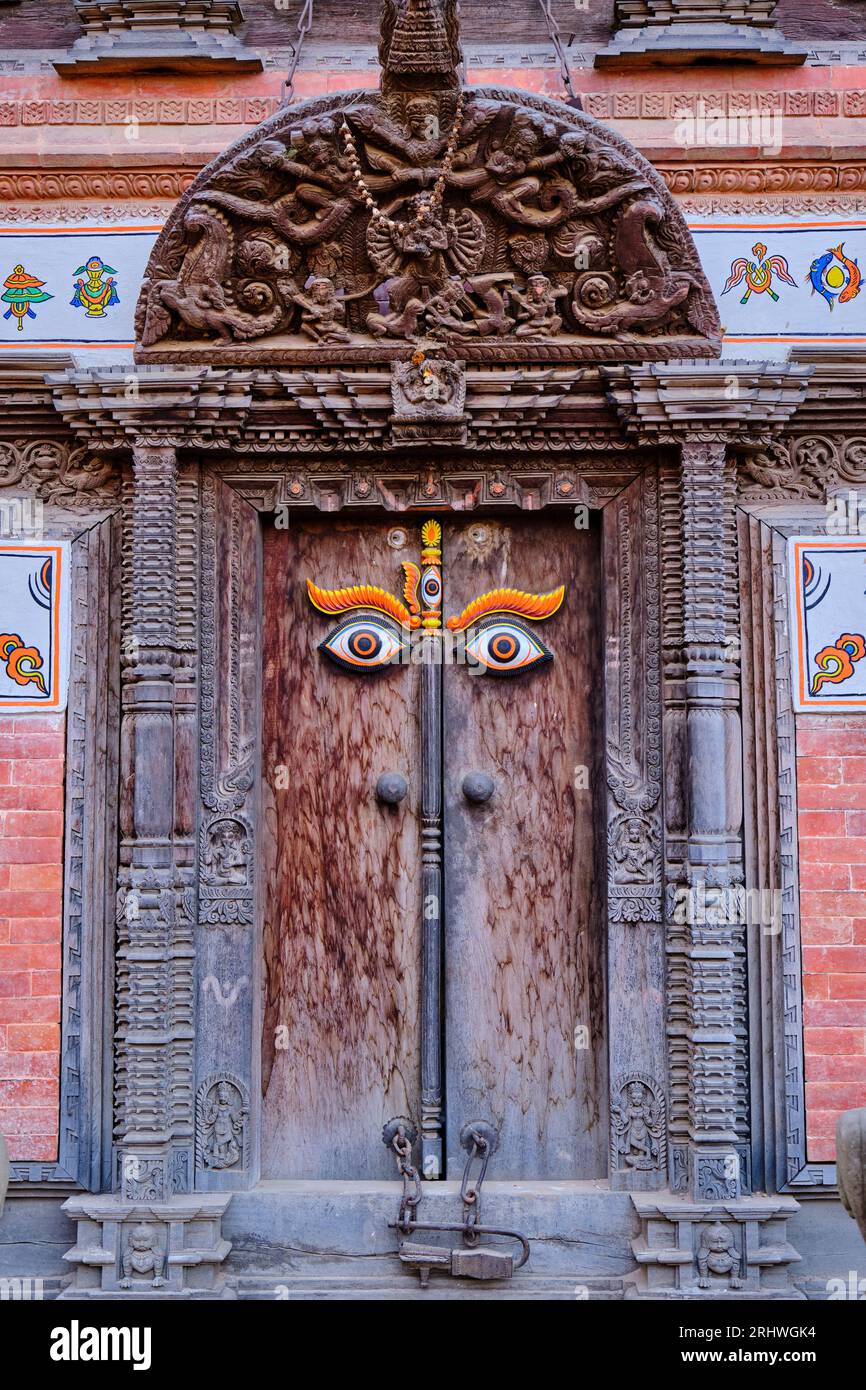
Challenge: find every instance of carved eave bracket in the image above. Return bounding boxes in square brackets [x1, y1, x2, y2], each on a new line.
[46, 362, 646, 457]
[601, 361, 814, 448]
[133, 80, 720, 369]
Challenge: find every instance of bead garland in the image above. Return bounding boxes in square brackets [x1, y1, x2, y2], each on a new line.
[340, 89, 465, 234]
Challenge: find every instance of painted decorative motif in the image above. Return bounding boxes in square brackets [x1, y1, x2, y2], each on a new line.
[0, 545, 69, 710]
[71, 255, 119, 318]
[0, 228, 156, 347]
[789, 537, 866, 710]
[722, 242, 796, 305]
[307, 518, 564, 676]
[1, 264, 52, 332]
[806, 243, 861, 312]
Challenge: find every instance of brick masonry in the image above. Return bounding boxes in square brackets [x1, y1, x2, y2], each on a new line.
[0, 714, 64, 1162]
[797, 715, 866, 1162]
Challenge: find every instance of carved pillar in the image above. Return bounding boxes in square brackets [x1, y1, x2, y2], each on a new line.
[671, 437, 747, 1203]
[62, 434, 232, 1299]
[114, 438, 194, 1202]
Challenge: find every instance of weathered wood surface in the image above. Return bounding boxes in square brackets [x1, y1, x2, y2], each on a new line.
[261, 518, 422, 1179]
[442, 514, 607, 1179]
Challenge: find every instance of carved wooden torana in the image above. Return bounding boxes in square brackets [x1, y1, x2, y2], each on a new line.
[134, 0, 720, 367]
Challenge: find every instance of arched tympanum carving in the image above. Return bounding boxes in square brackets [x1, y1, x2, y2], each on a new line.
[135, 0, 719, 365]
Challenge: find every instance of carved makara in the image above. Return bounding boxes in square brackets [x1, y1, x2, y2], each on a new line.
[134, 3, 719, 360]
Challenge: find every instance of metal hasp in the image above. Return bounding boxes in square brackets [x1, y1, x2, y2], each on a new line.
[383, 1117, 530, 1287]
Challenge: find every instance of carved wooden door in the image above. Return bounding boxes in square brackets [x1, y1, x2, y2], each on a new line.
[260, 512, 606, 1181]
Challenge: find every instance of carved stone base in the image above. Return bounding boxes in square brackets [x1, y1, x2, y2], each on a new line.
[58, 1194, 234, 1299]
[628, 1193, 804, 1299]
[595, 23, 807, 69]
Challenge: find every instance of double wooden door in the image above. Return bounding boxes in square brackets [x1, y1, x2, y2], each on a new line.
[261, 511, 607, 1180]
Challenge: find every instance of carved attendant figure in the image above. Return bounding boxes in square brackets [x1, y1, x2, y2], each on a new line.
[202, 1081, 243, 1169]
[697, 1221, 742, 1290]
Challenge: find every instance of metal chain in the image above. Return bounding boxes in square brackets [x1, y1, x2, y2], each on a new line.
[281, 0, 315, 107]
[537, 0, 581, 107]
[391, 1127, 422, 1232]
[459, 1127, 491, 1244]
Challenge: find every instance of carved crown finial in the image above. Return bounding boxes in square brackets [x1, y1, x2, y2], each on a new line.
[380, 0, 461, 80]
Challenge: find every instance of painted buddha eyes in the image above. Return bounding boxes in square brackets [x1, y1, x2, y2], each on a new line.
[464, 619, 552, 675]
[420, 568, 442, 608]
[320, 613, 408, 671]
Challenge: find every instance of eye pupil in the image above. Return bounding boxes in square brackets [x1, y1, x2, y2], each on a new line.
[350, 630, 379, 658]
[491, 634, 517, 661]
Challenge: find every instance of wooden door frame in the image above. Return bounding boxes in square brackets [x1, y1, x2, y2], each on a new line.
[192, 452, 669, 1193]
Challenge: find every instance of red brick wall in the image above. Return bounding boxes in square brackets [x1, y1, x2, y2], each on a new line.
[797, 715, 866, 1162]
[0, 714, 64, 1162]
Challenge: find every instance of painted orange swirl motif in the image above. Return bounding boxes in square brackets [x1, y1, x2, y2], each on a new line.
[811, 631, 866, 694]
[0, 631, 46, 694]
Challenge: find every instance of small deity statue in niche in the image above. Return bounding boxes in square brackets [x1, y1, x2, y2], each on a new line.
[201, 1081, 244, 1169]
[697, 1222, 743, 1290]
[202, 819, 249, 886]
[612, 816, 653, 885]
[612, 1080, 664, 1170]
[120, 1223, 165, 1289]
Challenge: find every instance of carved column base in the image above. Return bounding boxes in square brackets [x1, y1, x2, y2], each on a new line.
[595, 23, 807, 69]
[627, 1193, 803, 1299]
[58, 1194, 234, 1300]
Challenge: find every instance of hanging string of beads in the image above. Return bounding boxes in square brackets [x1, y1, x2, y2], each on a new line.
[340, 88, 465, 235]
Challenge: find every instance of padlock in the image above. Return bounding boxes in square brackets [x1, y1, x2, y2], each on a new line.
[450, 1245, 514, 1280]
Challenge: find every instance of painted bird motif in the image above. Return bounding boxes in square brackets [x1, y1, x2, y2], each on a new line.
[806, 243, 862, 311]
[722, 242, 797, 305]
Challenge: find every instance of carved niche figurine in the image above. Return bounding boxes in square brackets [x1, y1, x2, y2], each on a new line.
[696, 1221, 743, 1290]
[120, 1223, 166, 1289]
[611, 1075, 666, 1174]
[135, 0, 719, 360]
[390, 350, 467, 446]
[611, 814, 654, 886]
[202, 818, 250, 887]
[197, 1075, 247, 1170]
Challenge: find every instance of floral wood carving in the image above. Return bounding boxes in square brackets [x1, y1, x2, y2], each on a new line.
[737, 435, 866, 501]
[134, 3, 719, 364]
[0, 439, 118, 509]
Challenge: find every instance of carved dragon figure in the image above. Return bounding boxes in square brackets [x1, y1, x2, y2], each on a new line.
[141, 204, 292, 346]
